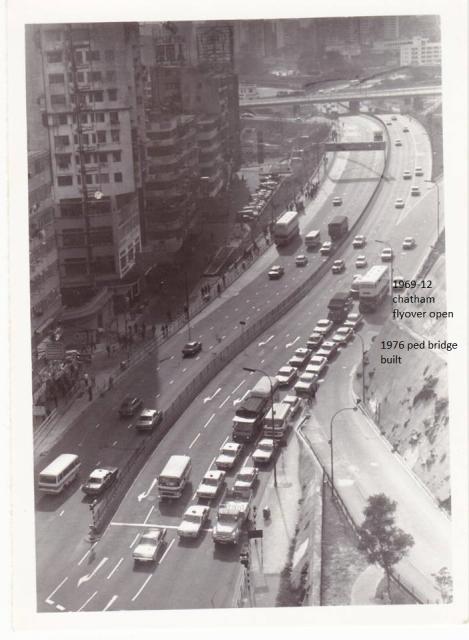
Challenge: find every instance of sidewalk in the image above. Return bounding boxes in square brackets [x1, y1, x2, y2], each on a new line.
[351, 565, 384, 605]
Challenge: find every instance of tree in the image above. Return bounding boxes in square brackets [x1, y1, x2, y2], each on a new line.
[432, 566, 453, 603]
[357, 493, 414, 603]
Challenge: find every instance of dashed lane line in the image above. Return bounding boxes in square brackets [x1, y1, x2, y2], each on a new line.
[189, 433, 201, 449]
[203, 413, 215, 430]
[78, 542, 98, 566]
[159, 539, 175, 565]
[132, 575, 152, 602]
[103, 595, 118, 611]
[77, 590, 98, 612]
[143, 505, 154, 524]
[46, 576, 68, 605]
[106, 558, 123, 580]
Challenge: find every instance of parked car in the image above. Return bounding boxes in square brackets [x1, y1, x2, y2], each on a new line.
[332, 326, 354, 345]
[252, 439, 275, 465]
[402, 236, 416, 250]
[215, 442, 243, 470]
[82, 466, 119, 496]
[380, 247, 394, 262]
[403, 126, 409, 132]
[268, 265, 285, 280]
[288, 347, 312, 369]
[403, 170, 412, 180]
[395, 139, 402, 146]
[182, 341, 202, 357]
[395, 198, 405, 209]
[352, 235, 366, 248]
[282, 394, 302, 416]
[306, 332, 324, 350]
[415, 167, 424, 177]
[355, 255, 367, 269]
[234, 466, 259, 492]
[177, 505, 210, 539]
[316, 340, 339, 360]
[294, 376, 318, 397]
[331, 259, 345, 274]
[343, 312, 363, 330]
[119, 395, 143, 418]
[196, 470, 226, 500]
[332, 196, 343, 206]
[276, 365, 298, 387]
[132, 528, 167, 562]
[410, 186, 420, 196]
[295, 254, 308, 267]
[305, 355, 328, 377]
[136, 409, 163, 431]
[313, 319, 334, 336]
[319, 241, 333, 256]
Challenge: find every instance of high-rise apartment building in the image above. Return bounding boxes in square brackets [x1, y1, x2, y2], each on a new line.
[27, 23, 145, 307]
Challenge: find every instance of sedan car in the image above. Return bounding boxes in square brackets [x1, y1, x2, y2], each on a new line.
[136, 409, 163, 431]
[380, 247, 394, 262]
[182, 341, 202, 357]
[295, 254, 308, 267]
[332, 196, 343, 206]
[402, 126, 409, 133]
[306, 331, 324, 350]
[319, 241, 333, 256]
[268, 265, 285, 280]
[343, 312, 363, 330]
[82, 466, 119, 496]
[391, 115, 398, 121]
[283, 394, 302, 416]
[313, 318, 334, 336]
[332, 326, 354, 345]
[276, 365, 298, 387]
[316, 340, 339, 360]
[196, 469, 226, 500]
[234, 466, 259, 492]
[252, 439, 275, 465]
[133, 528, 167, 562]
[415, 167, 424, 177]
[177, 505, 210, 539]
[355, 255, 368, 269]
[403, 170, 412, 180]
[119, 395, 143, 418]
[305, 355, 328, 377]
[352, 235, 366, 248]
[215, 442, 243, 470]
[395, 198, 405, 209]
[294, 376, 318, 398]
[331, 259, 345, 274]
[402, 236, 416, 250]
[350, 275, 362, 298]
[410, 186, 420, 196]
[395, 139, 402, 147]
[288, 347, 312, 369]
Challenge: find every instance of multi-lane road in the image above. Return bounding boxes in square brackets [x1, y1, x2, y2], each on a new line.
[35, 113, 448, 612]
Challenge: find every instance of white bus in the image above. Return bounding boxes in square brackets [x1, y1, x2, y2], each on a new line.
[157, 455, 192, 500]
[38, 454, 81, 494]
[305, 229, 321, 249]
[358, 265, 389, 312]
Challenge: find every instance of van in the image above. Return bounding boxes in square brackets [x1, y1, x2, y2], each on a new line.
[305, 230, 321, 249]
[157, 455, 192, 499]
[38, 453, 81, 494]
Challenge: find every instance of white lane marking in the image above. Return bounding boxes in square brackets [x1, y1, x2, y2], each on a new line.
[218, 395, 230, 408]
[95, 423, 100, 429]
[192, 491, 197, 500]
[132, 575, 152, 602]
[203, 413, 215, 430]
[77, 557, 108, 587]
[286, 337, 300, 348]
[112, 441, 118, 447]
[127, 423, 132, 430]
[112, 522, 180, 530]
[210, 456, 216, 468]
[170, 355, 175, 360]
[169, 380, 174, 385]
[59, 510, 64, 517]
[221, 435, 229, 447]
[232, 380, 245, 394]
[159, 539, 175, 565]
[189, 433, 201, 449]
[260, 359, 265, 364]
[203, 387, 221, 404]
[129, 533, 139, 548]
[106, 557, 123, 580]
[77, 591, 98, 612]
[182, 367, 187, 372]
[155, 393, 160, 399]
[143, 506, 154, 524]
[221, 336, 226, 340]
[46, 577, 68, 604]
[209, 345, 214, 350]
[233, 390, 250, 406]
[78, 542, 98, 566]
[56, 604, 65, 611]
[103, 595, 118, 611]
[137, 478, 157, 502]
[258, 335, 274, 347]
[155, 367, 160, 372]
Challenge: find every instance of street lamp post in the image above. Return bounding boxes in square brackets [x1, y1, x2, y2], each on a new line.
[425, 179, 440, 244]
[329, 403, 360, 498]
[355, 333, 366, 405]
[375, 239, 394, 295]
[243, 366, 277, 487]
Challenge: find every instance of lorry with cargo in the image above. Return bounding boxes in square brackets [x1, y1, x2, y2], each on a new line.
[262, 402, 292, 443]
[328, 215, 349, 241]
[232, 376, 278, 443]
[273, 210, 300, 246]
[358, 265, 389, 312]
[327, 291, 353, 323]
[212, 486, 252, 545]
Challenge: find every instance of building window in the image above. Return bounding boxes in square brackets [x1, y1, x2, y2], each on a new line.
[97, 130, 106, 144]
[62, 229, 85, 247]
[93, 112, 105, 123]
[56, 154, 72, 170]
[54, 135, 70, 147]
[60, 202, 82, 217]
[89, 226, 113, 245]
[91, 91, 103, 103]
[106, 70, 116, 82]
[111, 130, 120, 143]
[87, 50, 101, 62]
[74, 50, 84, 64]
[46, 51, 63, 63]
[98, 152, 108, 163]
[112, 151, 121, 162]
[76, 71, 85, 83]
[114, 172, 123, 183]
[108, 89, 118, 101]
[51, 114, 67, 126]
[89, 70, 102, 82]
[64, 258, 87, 276]
[109, 111, 119, 124]
[104, 49, 115, 62]
[50, 94, 67, 106]
[98, 173, 109, 184]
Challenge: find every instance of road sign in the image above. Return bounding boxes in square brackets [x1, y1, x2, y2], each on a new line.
[248, 529, 263, 539]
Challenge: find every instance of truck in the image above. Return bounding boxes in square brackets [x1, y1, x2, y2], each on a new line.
[358, 265, 389, 312]
[212, 487, 252, 545]
[273, 210, 300, 246]
[262, 402, 292, 442]
[327, 291, 353, 323]
[328, 215, 349, 241]
[232, 376, 278, 443]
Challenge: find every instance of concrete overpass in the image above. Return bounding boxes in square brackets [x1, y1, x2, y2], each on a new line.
[240, 85, 441, 109]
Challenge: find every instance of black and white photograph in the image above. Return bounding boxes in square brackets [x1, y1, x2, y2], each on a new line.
[4, 0, 468, 635]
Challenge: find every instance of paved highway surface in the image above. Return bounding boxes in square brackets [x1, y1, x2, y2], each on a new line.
[35, 113, 446, 611]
